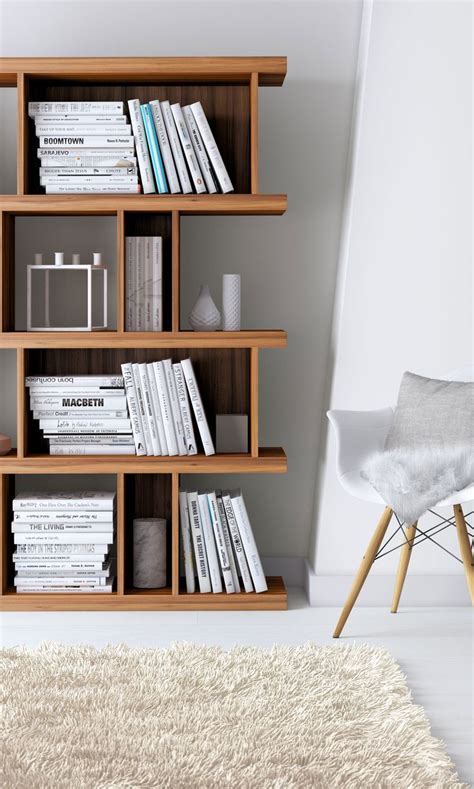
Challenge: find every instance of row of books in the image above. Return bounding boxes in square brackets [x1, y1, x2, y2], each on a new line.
[122, 358, 214, 457]
[12, 491, 116, 593]
[29, 99, 233, 195]
[180, 488, 266, 594]
[126, 236, 162, 331]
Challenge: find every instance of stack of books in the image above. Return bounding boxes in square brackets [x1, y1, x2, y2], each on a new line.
[126, 235, 162, 331]
[12, 491, 116, 593]
[127, 98, 234, 195]
[26, 374, 134, 456]
[29, 100, 139, 194]
[180, 488, 267, 594]
[122, 357, 214, 457]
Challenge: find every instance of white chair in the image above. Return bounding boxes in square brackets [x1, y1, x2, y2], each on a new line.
[328, 365, 474, 638]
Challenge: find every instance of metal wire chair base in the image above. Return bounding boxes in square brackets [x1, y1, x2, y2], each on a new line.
[374, 509, 474, 564]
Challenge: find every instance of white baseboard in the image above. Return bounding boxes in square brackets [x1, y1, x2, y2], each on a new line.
[304, 559, 471, 606]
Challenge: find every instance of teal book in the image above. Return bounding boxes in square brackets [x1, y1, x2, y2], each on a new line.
[140, 104, 169, 194]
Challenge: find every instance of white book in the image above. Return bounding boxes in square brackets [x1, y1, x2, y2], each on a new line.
[14, 576, 108, 587]
[26, 376, 123, 387]
[207, 491, 235, 593]
[181, 358, 215, 456]
[221, 491, 253, 593]
[190, 102, 234, 193]
[14, 549, 108, 560]
[183, 105, 218, 194]
[172, 363, 197, 455]
[171, 103, 206, 194]
[132, 363, 153, 455]
[13, 492, 116, 511]
[216, 493, 240, 593]
[121, 362, 146, 456]
[35, 114, 127, 124]
[230, 490, 267, 593]
[127, 99, 156, 194]
[138, 363, 161, 456]
[179, 491, 195, 594]
[39, 419, 131, 432]
[163, 359, 187, 456]
[39, 135, 134, 147]
[33, 410, 128, 419]
[38, 148, 135, 158]
[41, 175, 138, 186]
[29, 101, 124, 116]
[161, 100, 192, 194]
[135, 237, 144, 331]
[36, 125, 131, 135]
[48, 436, 134, 446]
[30, 395, 127, 409]
[186, 492, 211, 593]
[50, 445, 135, 456]
[198, 493, 222, 593]
[143, 237, 153, 332]
[28, 387, 124, 396]
[14, 561, 110, 572]
[39, 167, 137, 177]
[125, 238, 137, 331]
[14, 533, 113, 544]
[12, 522, 113, 533]
[40, 155, 137, 167]
[152, 361, 178, 456]
[151, 237, 162, 332]
[147, 363, 168, 456]
[45, 184, 141, 194]
[13, 510, 114, 523]
[149, 100, 181, 194]
[16, 584, 114, 593]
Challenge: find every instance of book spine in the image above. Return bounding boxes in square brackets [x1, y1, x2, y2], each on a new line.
[152, 361, 178, 456]
[163, 359, 187, 456]
[36, 125, 131, 135]
[183, 105, 218, 194]
[14, 533, 113, 544]
[30, 396, 127, 409]
[127, 99, 156, 194]
[38, 148, 135, 158]
[39, 154, 137, 165]
[33, 410, 128, 419]
[12, 523, 113, 533]
[181, 358, 215, 456]
[14, 562, 109, 571]
[151, 236, 162, 332]
[147, 363, 168, 455]
[125, 238, 136, 331]
[161, 100, 193, 194]
[230, 491, 267, 593]
[13, 510, 114, 523]
[135, 237, 144, 331]
[131, 363, 153, 455]
[26, 376, 123, 387]
[220, 492, 253, 592]
[45, 184, 141, 194]
[186, 492, 211, 593]
[16, 584, 113, 593]
[14, 550, 109, 561]
[179, 491, 195, 594]
[29, 101, 124, 116]
[143, 237, 153, 332]
[39, 419, 131, 431]
[41, 175, 138, 185]
[28, 386, 124, 395]
[39, 135, 134, 147]
[14, 576, 107, 587]
[48, 436, 134, 446]
[50, 445, 135, 455]
[138, 362, 161, 456]
[140, 104, 169, 194]
[171, 103, 206, 194]
[216, 493, 241, 592]
[207, 492, 235, 593]
[198, 493, 223, 593]
[149, 100, 181, 194]
[13, 492, 115, 510]
[172, 363, 197, 456]
[190, 102, 234, 193]
[34, 115, 127, 124]
[39, 167, 137, 176]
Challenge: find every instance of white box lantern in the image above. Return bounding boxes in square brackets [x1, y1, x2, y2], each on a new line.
[27, 253, 108, 332]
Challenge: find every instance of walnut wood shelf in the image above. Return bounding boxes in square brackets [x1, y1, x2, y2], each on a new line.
[0, 56, 288, 611]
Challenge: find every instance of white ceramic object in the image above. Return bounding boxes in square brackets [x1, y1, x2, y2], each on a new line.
[54, 252, 64, 266]
[189, 285, 221, 331]
[222, 274, 241, 331]
[93, 252, 102, 266]
[72, 253, 81, 265]
[34, 253, 43, 266]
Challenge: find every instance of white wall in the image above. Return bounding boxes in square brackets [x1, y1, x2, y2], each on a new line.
[311, 0, 473, 581]
[0, 1, 361, 559]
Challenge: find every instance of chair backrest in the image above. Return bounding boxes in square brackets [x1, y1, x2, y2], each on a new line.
[442, 365, 474, 382]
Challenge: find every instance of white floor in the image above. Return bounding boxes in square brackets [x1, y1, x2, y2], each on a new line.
[1, 589, 473, 785]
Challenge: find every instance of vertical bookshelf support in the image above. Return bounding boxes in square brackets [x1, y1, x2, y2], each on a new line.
[1, 212, 14, 332]
[250, 347, 259, 457]
[116, 473, 125, 595]
[116, 210, 125, 333]
[16, 73, 27, 195]
[0, 474, 8, 594]
[250, 72, 259, 194]
[171, 472, 180, 595]
[171, 211, 180, 332]
[16, 348, 25, 458]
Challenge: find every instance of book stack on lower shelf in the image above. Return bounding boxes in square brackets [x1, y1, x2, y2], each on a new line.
[12, 491, 116, 593]
[180, 488, 267, 595]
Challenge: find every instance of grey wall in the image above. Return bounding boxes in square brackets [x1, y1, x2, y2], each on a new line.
[0, 0, 361, 559]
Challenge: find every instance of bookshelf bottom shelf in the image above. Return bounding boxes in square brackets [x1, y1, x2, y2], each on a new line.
[1, 577, 287, 611]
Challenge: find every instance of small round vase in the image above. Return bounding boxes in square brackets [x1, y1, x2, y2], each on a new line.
[189, 285, 221, 331]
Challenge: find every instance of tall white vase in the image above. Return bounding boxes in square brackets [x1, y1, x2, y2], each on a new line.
[222, 274, 241, 331]
[189, 285, 221, 331]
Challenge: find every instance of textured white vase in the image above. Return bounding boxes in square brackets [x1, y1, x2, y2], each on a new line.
[189, 285, 221, 331]
[222, 274, 241, 331]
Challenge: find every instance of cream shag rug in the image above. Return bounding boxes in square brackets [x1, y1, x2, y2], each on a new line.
[1, 642, 464, 788]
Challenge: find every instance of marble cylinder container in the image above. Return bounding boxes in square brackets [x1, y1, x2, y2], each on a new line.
[133, 518, 167, 588]
[222, 274, 241, 331]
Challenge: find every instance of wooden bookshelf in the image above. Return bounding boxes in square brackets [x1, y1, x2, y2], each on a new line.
[0, 57, 288, 611]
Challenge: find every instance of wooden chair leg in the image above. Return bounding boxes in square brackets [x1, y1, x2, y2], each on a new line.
[333, 507, 393, 638]
[391, 522, 417, 613]
[453, 504, 474, 605]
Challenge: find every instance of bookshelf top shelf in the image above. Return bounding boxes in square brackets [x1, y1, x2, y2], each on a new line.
[0, 57, 287, 87]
